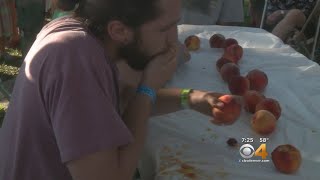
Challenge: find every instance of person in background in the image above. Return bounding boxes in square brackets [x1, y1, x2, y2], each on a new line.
[265, 0, 317, 43]
[163, 0, 244, 65]
[51, 0, 78, 20]
[180, 0, 244, 25]
[0, 0, 232, 179]
[172, 0, 245, 68]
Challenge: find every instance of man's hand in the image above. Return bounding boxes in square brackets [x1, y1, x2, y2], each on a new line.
[188, 90, 224, 117]
[141, 44, 178, 91]
[189, 90, 242, 125]
[177, 41, 191, 66]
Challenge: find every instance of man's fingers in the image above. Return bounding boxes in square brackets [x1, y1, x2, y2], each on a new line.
[182, 45, 191, 61]
[162, 45, 178, 64]
[151, 43, 177, 62]
[206, 96, 224, 109]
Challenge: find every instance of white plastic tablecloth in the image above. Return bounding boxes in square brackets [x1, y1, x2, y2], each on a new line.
[138, 25, 320, 180]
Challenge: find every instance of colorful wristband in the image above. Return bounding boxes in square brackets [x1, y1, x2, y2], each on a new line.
[136, 85, 156, 104]
[180, 89, 193, 109]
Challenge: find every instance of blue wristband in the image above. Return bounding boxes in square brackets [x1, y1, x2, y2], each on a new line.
[136, 85, 156, 104]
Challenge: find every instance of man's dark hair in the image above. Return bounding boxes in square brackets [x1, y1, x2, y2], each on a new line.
[75, 0, 162, 40]
[57, 0, 79, 11]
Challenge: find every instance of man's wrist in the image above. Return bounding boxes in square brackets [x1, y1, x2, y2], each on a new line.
[180, 89, 193, 109]
[136, 85, 157, 104]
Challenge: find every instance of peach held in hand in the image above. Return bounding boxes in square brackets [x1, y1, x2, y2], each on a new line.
[184, 35, 200, 51]
[212, 95, 241, 125]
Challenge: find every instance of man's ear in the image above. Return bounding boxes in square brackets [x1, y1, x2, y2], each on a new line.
[106, 20, 133, 44]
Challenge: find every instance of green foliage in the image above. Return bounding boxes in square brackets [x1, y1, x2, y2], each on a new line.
[0, 64, 19, 81]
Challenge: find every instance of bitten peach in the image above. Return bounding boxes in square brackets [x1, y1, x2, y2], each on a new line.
[246, 69, 268, 92]
[243, 90, 265, 113]
[272, 144, 302, 174]
[223, 44, 243, 64]
[228, 75, 250, 96]
[216, 57, 233, 72]
[220, 63, 240, 82]
[251, 110, 276, 135]
[212, 95, 242, 125]
[184, 35, 200, 51]
[209, 33, 225, 48]
[255, 98, 281, 120]
[223, 38, 238, 48]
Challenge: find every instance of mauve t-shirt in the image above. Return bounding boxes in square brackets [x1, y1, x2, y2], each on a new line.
[0, 17, 133, 180]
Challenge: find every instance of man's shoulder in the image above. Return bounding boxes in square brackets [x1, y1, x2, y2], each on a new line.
[28, 17, 110, 76]
[41, 17, 90, 41]
[38, 17, 104, 56]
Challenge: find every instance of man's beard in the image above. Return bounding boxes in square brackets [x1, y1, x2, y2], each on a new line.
[118, 32, 152, 71]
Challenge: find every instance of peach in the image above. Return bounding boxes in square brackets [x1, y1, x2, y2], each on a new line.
[246, 69, 268, 92]
[251, 110, 276, 135]
[256, 98, 281, 120]
[223, 44, 243, 64]
[272, 144, 302, 174]
[223, 38, 238, 49]
[209, 33, 225, 48]
[220, 63, 240, 82]
[212, 95, 241, 125]
[216, 57, 233, 72]
[184, 35, 200, 51]
[243, 90, 265, 113]
[228, 75, 250, 96]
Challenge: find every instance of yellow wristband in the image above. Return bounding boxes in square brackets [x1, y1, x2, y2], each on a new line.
[180, 89, 193, 109]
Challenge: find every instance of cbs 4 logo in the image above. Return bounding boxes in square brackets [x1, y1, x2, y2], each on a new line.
[239, 144, 268, 159]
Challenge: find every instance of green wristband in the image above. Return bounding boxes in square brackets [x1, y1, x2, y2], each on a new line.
[180, 89, 193, 109]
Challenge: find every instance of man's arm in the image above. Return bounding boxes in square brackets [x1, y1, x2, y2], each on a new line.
[67, 87, 224, 179]
[153, 88, 223, 116]
[67, 93, 153, 180]
[152, 88, 183, 115]
[66, 42, 178, 180]
[119, 86, 185, 116]
[119, 83, 225, 117]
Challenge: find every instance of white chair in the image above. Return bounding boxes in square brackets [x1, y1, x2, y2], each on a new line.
[259, 0, 268, 29]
